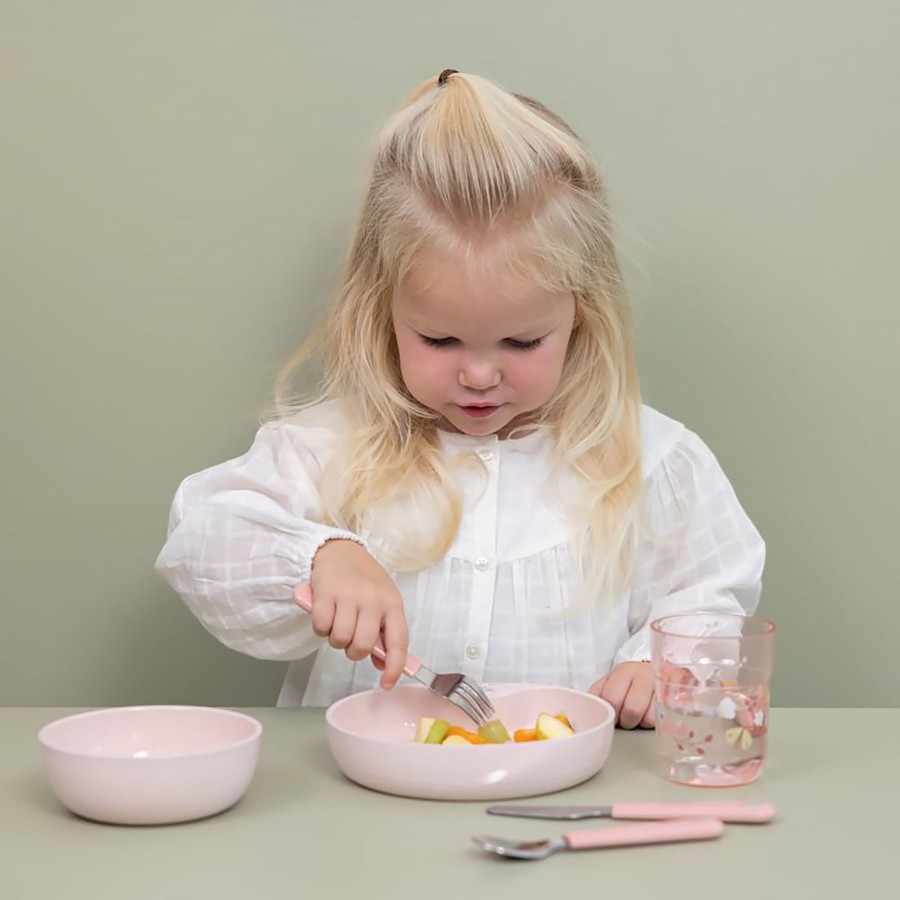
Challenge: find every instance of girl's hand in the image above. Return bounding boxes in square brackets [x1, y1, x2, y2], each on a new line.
[304, 539, 409, 690]
[588, 662, 656, 730]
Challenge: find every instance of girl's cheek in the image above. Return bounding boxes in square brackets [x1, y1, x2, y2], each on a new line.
[405, 347, 451, 386]
[509, 350, 562, 388]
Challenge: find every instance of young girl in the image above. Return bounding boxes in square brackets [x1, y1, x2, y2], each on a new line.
[155, 70, 764, 730]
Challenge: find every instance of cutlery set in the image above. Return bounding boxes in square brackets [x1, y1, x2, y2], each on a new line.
[473, 801, 775, 860]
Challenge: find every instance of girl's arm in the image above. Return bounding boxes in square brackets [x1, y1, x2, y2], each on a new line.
[154, 420, 364, 662]
[613, 427, 766, 666]
[591, 427, 763, 728]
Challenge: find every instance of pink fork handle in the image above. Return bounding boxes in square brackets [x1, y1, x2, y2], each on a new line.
[612, 802, 776, 824]
[291, 583, 422, 679]
[564, 817, 724, 850]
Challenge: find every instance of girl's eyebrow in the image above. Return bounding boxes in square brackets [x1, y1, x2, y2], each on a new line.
[406, 319, 449, 336]
[507, 325, 554, 340]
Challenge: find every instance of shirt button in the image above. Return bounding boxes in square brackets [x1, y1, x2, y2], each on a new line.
[465, 644, 480, 659]
[477, 450, 494, 462]
[474, 556, 490, 571]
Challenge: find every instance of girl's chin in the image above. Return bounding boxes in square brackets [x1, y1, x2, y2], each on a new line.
[438, 412, 507, 435]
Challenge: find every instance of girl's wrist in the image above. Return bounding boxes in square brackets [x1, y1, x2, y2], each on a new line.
[311, 534, 369, 570]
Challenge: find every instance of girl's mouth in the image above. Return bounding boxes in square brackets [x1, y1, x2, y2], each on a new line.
[459, 404, 500, 418]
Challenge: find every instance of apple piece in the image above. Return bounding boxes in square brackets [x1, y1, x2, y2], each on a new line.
[535, 712, 575, 740]
[477, 720, 511, 744]
[414, 717, 436, 743]
[555, 712, 574, 730]
[441, 734, 473, 746]
[424, 718, 451, 744]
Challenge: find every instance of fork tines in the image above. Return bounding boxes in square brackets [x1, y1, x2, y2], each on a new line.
[451, 677, 494, 727]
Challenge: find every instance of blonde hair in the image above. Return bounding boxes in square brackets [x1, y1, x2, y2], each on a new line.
[274, 71, 643, 600]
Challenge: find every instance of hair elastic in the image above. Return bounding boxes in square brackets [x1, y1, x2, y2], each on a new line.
[437, 68, 459, 86]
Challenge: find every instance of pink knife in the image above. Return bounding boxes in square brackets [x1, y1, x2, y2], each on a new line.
[487, 801, 775, 824]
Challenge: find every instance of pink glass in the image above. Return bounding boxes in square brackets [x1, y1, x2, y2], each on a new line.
[650, 613, 776, 787]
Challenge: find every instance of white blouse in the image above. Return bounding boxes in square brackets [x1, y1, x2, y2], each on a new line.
[155, 401, 764, 707]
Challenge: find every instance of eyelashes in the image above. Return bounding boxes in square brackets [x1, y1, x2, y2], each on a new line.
[419, 335, 545, 351]
[506, 337, 544, 351]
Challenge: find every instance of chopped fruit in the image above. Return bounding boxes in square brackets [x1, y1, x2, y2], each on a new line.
[445, 726, 487, 744]
[412, 712, 575, 745]
[535, 712, 575, 740]
[413, 717, 436, 743]
[477, 720, 512, 744]
[424, 718, 451, 744]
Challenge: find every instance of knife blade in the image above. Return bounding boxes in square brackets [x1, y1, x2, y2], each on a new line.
[487, 801, 775, 824]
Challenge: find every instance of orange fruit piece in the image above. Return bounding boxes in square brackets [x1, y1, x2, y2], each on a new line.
[444, 726, 487, 744]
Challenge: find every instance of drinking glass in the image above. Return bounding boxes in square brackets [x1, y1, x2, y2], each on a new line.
[650, 613, 775, 787]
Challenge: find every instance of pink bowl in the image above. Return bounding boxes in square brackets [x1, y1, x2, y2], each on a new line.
[326, 683, 615, 800]
[38, 706, 262, 825]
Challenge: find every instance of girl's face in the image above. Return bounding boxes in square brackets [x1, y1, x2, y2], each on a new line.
[391, 246, 576, 437]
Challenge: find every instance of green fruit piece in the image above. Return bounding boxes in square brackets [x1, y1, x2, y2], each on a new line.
[424, 718, 451, 744]
[477, 719, 512, 743]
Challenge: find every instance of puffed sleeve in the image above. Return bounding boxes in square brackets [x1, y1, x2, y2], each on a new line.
[613, 425, 765, 664]
[154, 413, 364, 661]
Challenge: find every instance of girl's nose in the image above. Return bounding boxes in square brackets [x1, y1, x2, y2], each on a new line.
[458, 357, 501, 391]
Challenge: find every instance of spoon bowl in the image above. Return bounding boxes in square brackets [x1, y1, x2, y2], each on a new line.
[472, 835, 567, 860]
[473, 817, 724, 860]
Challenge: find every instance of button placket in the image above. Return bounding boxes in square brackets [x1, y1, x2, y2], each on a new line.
[463, 440, 499, 681]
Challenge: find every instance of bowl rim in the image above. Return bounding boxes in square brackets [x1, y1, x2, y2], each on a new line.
[325, 683, 615, 746]
[37, 704, 263, 760]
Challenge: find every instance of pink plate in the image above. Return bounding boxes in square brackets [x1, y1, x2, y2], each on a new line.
[326, 683, 615, 801]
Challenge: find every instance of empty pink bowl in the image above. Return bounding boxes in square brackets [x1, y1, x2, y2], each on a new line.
[38, 706, 262, 825]
[326, 683, 616, 801]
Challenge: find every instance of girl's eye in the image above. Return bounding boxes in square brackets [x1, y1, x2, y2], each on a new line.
[418, 335, 544, 350]
[505, 337, 544, 351]
[419, 335, 458, 348]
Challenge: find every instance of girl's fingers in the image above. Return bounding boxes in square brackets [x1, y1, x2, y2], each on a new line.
[640, 696, 657, 729]
[379, 607, 409, 690]
[328, 602, 359, 651]
[596, 669, 630, 720]
[620, 675, 655, 730]
[345, 607, 383, 662]
[299, 574, 409, 685]
[308, 592, 336, 639]
[590, 663, 656, 729]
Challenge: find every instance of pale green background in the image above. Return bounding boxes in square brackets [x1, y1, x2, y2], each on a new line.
[2, 1, 897, 708]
